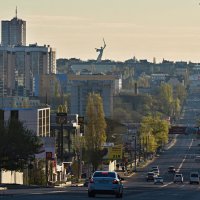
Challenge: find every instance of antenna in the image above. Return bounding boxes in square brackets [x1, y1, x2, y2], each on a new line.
[15, 6, 18, 18]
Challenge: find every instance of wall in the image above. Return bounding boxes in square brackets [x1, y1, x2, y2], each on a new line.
[1, 170, 23, 184]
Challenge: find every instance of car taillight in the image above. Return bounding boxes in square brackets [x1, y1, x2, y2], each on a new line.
[113, 179, 118, 184]
[90, 179, 94, 183]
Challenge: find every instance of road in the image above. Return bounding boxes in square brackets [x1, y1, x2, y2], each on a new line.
[2, 134, 200, 200]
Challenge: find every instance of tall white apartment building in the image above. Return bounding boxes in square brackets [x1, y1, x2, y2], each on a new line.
[0, 44, 56, 97]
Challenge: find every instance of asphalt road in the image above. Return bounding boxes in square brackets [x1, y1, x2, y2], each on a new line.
[2, 134, 200, 200]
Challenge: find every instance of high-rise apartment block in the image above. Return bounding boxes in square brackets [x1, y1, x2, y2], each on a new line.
[0, 44, 56, 97]
[1, 11, 26, 46]
[69, 74, 121, 118]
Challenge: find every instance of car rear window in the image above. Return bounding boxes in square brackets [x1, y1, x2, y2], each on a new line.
[191, 174, 199, 177]
[176, 174, 182, 177]
[93, 172, 116, 178]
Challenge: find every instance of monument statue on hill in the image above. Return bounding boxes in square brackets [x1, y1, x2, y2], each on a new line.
[95, 38, 106, 63]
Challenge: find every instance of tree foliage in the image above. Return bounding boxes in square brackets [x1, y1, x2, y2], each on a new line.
[84, 93, 107, 170]
[139, 115, 169, 153]
[158, 83, 173, 115]
[0, 119, 42, 171]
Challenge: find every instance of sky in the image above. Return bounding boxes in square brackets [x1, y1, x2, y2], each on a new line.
[1, 0, 200, 62]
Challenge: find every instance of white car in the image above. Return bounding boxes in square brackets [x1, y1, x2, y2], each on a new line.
[154, 176, 164, 184]
[88, 171, 124, 198]
[151, 168, 160, 176]
[174, 173, 183, 183]
[190, 172, 200, 184]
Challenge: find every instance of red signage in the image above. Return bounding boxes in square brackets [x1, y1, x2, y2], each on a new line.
[46, 152, 53, 160]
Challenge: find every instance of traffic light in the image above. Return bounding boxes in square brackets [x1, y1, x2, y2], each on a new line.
[78, 116, 84, 134]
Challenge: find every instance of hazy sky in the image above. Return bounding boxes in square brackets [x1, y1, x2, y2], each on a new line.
[1, 0, 200, 62]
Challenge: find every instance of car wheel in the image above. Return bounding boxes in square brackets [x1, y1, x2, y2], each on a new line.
[116, 192, 123, 198]
[88, 191, 95, 197]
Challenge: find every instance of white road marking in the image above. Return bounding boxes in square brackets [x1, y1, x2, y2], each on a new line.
[177, 139, 193, 172]
[161, 182, 173, 188]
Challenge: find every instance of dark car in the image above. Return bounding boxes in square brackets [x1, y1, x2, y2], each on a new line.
[168, 166, 176, 173]
[146, 172, 157, 181]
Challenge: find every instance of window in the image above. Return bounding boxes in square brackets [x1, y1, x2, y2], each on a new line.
[93, 172, 116, 178]
[11, 110, 18, 120]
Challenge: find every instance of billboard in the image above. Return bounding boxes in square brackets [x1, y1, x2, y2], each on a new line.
[103, 145, 123, 160]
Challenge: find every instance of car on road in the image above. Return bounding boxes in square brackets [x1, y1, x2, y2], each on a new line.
[168, 166, 176, 173]
[151, 168, 159, 176]
[88, 171, 124, 198]
[189, 172, 200, 184]
[146, 172, 157, 182]
[195, 155, 200, 162]
[154, 176, 164, 184]
[174, 173, 183, 183]
[151, 166, 160, 175]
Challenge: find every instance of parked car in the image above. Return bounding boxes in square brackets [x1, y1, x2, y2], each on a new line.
[154, 176, 164, 184]
[146, 172, 157, 182]
[174, 173, 183, 183]
[88, 171, 124, 198]
[189, 172, 200, 184]
[168, 166, 176, 173]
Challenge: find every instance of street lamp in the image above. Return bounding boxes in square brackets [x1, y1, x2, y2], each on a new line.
[132, 136, 137, 172]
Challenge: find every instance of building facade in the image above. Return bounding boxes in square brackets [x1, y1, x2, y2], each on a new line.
[69, 74, 120, 118]
[0, 107, 50, 137]
[0, 44, 56, 97]
[1, 16, 26, 46]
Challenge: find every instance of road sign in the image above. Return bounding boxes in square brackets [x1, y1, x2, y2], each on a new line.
[169, 126, 187, 134]
[109, 145, 123, 159]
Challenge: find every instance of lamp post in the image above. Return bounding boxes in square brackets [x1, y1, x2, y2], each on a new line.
[132, 136, 137, 172]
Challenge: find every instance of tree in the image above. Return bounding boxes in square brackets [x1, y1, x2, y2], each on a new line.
[139, 115, 169, 154]
[84, 93, 107, 170]
[174, 84, 187, 104]
[0, 119, 42, 171]
[158, 83, 173, 116]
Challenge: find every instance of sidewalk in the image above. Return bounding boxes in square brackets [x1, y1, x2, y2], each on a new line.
[0, 183, 85, 196]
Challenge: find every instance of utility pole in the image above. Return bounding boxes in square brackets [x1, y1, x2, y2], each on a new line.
[134, 136, 137, 172]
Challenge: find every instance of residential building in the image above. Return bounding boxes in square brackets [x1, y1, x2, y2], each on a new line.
[0, 96, 41, 108]
[0, 106, 50, 137]
[69, 74, 121, 118]
[0, 44, 56, 97]
[1, 12, 26, 46]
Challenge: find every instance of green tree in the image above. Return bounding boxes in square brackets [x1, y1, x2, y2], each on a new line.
[139, 116, 157, 153]
[139, 115, 169, 154]
[85, 93, 107, 170]
[0, 119, 42, 171]
[174, 84, 187, 104]
[158, 83, 173, 115]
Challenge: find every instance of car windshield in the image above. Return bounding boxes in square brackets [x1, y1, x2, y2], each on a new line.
[93, 172, 116, 178]
[176, 174, 182, 177]
[148, 172, 154, 175]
